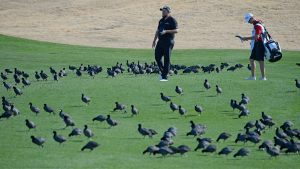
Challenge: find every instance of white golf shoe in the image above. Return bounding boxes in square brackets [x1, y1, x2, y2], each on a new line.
[260, 77, 267, 81]
[245, 76, 256, 80]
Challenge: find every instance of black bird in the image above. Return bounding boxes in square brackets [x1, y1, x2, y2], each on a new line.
[255, 120, 266, 131]
[35, 71, 41, 81]
[202, 145, 217, 153]
[0, 110, 13, 119]
[21, 78, 31, 87]
[265, 146, 280, 157]
[43, 104, 55, 114]
[13, 86, 23, 96]
[40, 70, 48, 80]
[1, 72, 8, 80]
[261, 111, 272, 120]
[238, 109, 250, 118]
[235, 133, 247, 143]
[4, 69, 13, 74]
[275, 127, 288, 139]
[246, 135, 261, 144]
[131, 105, 139, 116]
[280, 120, 294, 131]
[68, 128, 82, 137]
[81, 94, 91, 105]
[58, 109, 70, 119]
[160, 93, 171, 103]
[81, 141, 99, 151]
[10, 105, 20, 116]
[178, 105, 187, 116]
[244, 121, 255, 130]
[53, 73, 58, 81]
[240, 93, 250, 104]
[2, 96, 12, 106]
[106, 115, 118, 127]
[113, 102, 126, 112]
[92, 115, 106, 122]
[259, 140, 273, 150]
[176, 145, 191, 155]
[204, 79, 211, 90]
[216, 132, 231, 142]
[63, 116, 75, 128]
[218, 146, 234, 155]
[260, 118, 275, 128]
[3, 82, 12, 90]
[170, 102, 179, 112]
[138, 124, 153, 138]
[31, 136, 46, 147]
[53, 131, 67, 144]
[194, 105, 203, 115]
[69, 65, 77, 71]
[143, 145, 160, 155]
[285, 139, 300, 153]
[216, 85, 222, 95]
[25, 119, 36, 130]
[233, 148, 250, 158]
[29, 102, 40, 115]
[175, 86, 183, 95]
[14, 74, 20, 84]
[49, 67, 57, 74]
[295, 79, 300, 89]
[21, 71, 29, 78]
[194, 138, 210, 151]
[153, 146, 174, 156]
[230, 99, 238, 111]
[83, 125, 94, 138]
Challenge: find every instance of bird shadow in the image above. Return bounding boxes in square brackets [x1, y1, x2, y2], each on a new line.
[69, 140, 84, 142]
[16, 130, 32, 133]
[186, 114, 198, 117]
[192, 90, 205, 93]
[122, 116, 133, 119]
[285, 90, 296, 93]
[167, 117, 179, 120]
[121, 137, 143, 140]
[150, 104, 163, 106]
[67, 105, 83, 108]
[206, 95, 217, 97]
[221, 110, 231, 112]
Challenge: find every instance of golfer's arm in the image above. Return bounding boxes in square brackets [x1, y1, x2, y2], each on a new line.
[166, 29, 178, 34]
[153, 30, 159, 42]
[243, 34, 259, 41]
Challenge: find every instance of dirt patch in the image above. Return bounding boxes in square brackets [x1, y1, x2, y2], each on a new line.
[0, 0, 299, 50]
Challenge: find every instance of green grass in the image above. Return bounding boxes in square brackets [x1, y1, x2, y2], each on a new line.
[0, 34, 299, 169]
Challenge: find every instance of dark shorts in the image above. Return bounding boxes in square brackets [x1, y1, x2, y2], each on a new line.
[250, 41, 265, 61]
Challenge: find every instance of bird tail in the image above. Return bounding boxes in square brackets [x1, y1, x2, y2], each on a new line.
[142, 150, 148, 154]
[81, 146, 86, 151]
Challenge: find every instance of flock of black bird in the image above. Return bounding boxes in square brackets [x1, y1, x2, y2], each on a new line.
[1, 61, 300, 158]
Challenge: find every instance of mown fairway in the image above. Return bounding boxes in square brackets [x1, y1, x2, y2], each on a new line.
[0, 34, 299, 169]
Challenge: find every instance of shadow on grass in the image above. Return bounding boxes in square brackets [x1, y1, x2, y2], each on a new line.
[206, 95, 217, 97]
[192, 90, 205, 93]
[286, 90, 296, 93]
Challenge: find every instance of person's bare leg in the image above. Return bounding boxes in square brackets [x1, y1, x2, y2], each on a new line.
[259, 61, 266, 79]
[250, 59, 256, 77]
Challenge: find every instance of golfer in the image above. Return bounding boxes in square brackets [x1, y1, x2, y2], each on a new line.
[239, 13, 267, 81]
[152, 5, 178, 81]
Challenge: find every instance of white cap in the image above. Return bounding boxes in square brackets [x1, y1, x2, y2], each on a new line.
[244, 13, 253, 23]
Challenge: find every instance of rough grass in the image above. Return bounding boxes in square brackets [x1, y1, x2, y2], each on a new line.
[0, 34, 299, 169]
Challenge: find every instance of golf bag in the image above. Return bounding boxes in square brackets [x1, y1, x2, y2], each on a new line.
[262, 26, 282, 62]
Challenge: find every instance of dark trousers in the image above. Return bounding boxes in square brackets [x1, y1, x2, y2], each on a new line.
[155, 40, 174, 79]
